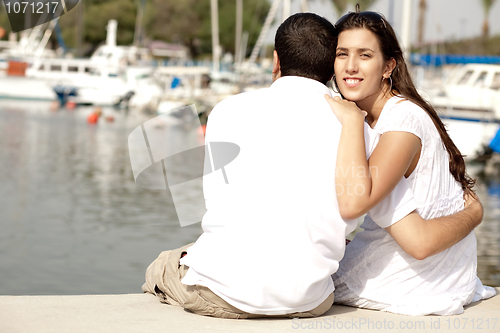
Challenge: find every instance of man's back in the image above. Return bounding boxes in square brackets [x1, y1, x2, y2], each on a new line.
[180, 76, 356, 315]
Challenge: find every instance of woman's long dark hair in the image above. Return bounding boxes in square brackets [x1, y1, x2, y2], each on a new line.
[333, 10, 476, 193]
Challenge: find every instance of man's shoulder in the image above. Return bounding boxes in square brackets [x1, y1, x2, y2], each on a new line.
[209, 87, 272, 118]
[218, 87, 271, 106]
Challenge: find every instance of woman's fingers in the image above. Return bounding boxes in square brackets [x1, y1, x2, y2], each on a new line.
[324, 94, 342, 105]
[324, 94, 337, 110]
[464, 190, 479, 208]
[324, 94, 367, 123]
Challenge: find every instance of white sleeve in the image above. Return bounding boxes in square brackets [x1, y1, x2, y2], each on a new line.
[367, 177, 417, 229]
[376, 101, 424, 140]
[363, 123, 379, 158]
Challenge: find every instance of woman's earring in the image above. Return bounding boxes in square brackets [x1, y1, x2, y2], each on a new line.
[331, 75, 340, 94]
[382, 76, 393, 93]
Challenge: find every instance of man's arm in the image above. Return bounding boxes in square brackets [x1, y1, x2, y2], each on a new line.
[386, 193, 483, 260]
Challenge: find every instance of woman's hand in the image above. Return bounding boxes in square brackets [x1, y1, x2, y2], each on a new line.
[464, 190, 480, 208]
[463, 190, 483, 226]
[324, 95, 367, 124]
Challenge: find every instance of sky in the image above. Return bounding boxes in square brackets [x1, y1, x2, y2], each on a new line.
[264, 0, 500, 46]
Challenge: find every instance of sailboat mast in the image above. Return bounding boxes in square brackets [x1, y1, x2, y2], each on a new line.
[300, 0, 309, 12]
[134, 0, 147, 47]
[235, 0, 243, 65]
[76, 0, 84, 57]
[283, 0, 290, 21]
[248, 0, 281, 64]
[211, 0, 220, 72]
[401, 0, 412, 60]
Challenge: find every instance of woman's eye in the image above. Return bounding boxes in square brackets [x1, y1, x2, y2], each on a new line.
[361, 54, 372, 58]
[336, 52, 347, 57]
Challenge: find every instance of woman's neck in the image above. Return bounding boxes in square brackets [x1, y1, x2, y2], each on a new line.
[357, 91, 393, 128]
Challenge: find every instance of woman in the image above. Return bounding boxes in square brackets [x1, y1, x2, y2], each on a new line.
[325, 7, 496, 315]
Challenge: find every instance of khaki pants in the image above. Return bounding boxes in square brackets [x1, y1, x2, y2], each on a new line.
[142, 243, 334, 319]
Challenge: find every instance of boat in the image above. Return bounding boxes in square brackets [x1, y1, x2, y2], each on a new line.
[429, 63, 500, 117]
[0, 20, 163, 106]
[421, 63, 500, 158]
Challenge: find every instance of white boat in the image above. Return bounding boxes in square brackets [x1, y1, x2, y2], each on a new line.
[0, 75, 57, 101]
[423, 64, 500, 158]
[0, 20, 163, 106]
[429, 63, 500, 117]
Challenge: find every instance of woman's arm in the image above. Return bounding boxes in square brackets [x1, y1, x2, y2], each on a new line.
[326, 95, 421, 219]
[386, 192, 483, 260]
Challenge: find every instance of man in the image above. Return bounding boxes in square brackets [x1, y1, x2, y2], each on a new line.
[142, 13, 482, 319]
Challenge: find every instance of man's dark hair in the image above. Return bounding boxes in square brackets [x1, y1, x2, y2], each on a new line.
[274, 13, 336, 84]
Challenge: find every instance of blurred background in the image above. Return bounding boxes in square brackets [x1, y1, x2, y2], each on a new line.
[0, 0, 499, 295]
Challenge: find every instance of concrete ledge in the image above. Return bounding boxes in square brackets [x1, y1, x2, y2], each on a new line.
[0, 290, 498, 333]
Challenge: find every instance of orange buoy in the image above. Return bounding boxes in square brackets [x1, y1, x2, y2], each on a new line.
[87, 106, 103, 124]
[87, 112, 99, 124]
[197, 124, 207, 136]
[197, 124, 207, 144]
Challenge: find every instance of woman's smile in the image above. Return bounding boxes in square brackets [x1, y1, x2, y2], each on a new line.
[343, 77, 363, 88]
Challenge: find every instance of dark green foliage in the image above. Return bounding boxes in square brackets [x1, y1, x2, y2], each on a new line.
[446, 35, 500, 55]
[413, 35, 500, 55]
[145, 0, 270, 58]
[57, 0, 137, 51]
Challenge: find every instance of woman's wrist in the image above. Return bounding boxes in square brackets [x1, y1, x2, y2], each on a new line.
[340, 113, 366, 127]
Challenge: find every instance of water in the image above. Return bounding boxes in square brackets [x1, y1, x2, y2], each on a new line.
[0, 100, 499, 296]
[472, 167, 500, 287]
[0, 101, 203, 295]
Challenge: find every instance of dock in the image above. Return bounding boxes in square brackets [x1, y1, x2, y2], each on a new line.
[1, 290, 498, 332]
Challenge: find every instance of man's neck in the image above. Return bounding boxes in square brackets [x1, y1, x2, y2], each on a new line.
[273, 74, 326, 86]
[272, 71, 281, 82]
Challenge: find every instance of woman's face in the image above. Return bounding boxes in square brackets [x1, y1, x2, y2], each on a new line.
[334, 28, 392, 109]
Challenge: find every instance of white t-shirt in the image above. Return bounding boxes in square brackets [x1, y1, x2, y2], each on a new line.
[180, 77, 416, 315]
[333, 96, 496, 315]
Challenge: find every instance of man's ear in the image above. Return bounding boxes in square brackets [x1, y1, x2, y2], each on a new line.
[272, 50, 280, 74]
[272, 50, 281, 81]
[383, 57, 396, 78]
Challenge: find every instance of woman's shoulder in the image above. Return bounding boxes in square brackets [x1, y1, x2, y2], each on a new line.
[376, 96, 428, 138]
[384, 96, 426, 118]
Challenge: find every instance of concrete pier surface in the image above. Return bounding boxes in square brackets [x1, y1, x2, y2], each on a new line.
[1, 290, 499, 333]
